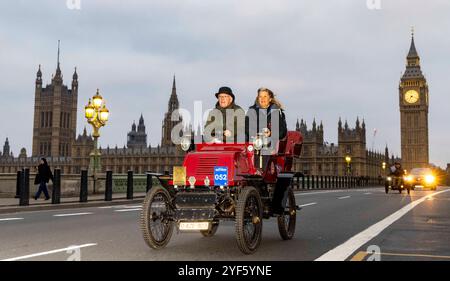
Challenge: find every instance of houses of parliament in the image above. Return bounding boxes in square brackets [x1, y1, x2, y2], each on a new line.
[1, 34, 430, 177]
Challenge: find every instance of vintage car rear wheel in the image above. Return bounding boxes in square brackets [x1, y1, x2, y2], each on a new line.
[140, 186, 174, 249]
[235, 186, 263, 254]
[277, 187, 296, 240]
[200, 220, 219, 237]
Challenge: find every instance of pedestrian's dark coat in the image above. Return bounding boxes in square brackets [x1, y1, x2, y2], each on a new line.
[34, 161, 53, 185]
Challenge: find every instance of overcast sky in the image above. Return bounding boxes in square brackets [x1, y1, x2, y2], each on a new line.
[0, 0, 449, 168]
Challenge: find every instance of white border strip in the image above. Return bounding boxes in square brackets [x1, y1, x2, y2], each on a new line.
[315, 189, 450, 261]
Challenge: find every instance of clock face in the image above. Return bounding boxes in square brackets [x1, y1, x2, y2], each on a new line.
[404, 90, 419, 104]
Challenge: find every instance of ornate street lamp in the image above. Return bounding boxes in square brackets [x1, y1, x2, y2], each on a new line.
[85, 89, 109, 176]
[345, 155, 352, 176]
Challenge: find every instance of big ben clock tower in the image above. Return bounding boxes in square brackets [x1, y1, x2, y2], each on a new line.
[399, 30, 429, 170]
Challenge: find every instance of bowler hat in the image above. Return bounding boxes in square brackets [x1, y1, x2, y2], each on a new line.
[215, 86, 235, 100]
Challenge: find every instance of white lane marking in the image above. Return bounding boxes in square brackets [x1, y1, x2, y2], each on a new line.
[315, 189, 450, 261]
[364, 192, 372, 195]
[53, 212, 93, 217]
[295, 190, 351, 196]
[338, 196, 351, 200]
[122, 205, 142, 208]
[114, 208, 142, 212]
[295, 188, 380, 196]
[98, 204, 142, 209]
[1, 243, 97, 261]
[298, 202, 317, 207]
[0, 218, 24, 222]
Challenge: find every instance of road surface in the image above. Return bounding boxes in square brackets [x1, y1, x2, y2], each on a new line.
[1, 186, 449, 261]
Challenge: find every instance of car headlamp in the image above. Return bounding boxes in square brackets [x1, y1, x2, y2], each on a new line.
[253, 137, 263, 151]
[181, 137, 191, 151]
[425, 175, 435, 184]
[204, 176, 210, 187]
[188, 176, 196, 188]
[404, 175, 413, 182]
[387, 177, 392, 181]
[247, 145, 254, 152]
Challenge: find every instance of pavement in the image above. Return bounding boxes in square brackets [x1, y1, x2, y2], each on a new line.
[0, 193, 146, 214]
[0, 186, 449, 261]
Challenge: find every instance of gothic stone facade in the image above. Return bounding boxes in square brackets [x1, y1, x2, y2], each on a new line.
[0, 68, 184, 175]
[0, 56, 394, 177]
[293, 118, 389, 177]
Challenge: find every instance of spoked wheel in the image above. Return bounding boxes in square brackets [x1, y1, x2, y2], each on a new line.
[200, 220, 219, 237]
[277, 187, 297, 240]
[140, 186, 174, 249]
[235, 186, 263, 254]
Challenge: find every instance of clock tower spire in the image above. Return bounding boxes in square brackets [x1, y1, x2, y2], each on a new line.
[399, 29, 429, 170]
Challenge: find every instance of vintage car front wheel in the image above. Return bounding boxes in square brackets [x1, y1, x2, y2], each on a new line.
[140, 186, 174, 249]
[235, 186, 263, 254]
[277, 187, 296, 240]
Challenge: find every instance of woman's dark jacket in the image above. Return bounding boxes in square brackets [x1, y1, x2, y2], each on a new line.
[245, 103, 287, 142]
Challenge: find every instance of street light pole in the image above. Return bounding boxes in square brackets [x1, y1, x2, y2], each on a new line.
[345, 155, 352, 176]
[85, 89, 109, 193]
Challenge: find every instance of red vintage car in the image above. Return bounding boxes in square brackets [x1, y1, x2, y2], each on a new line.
[140, 131, 303, 254]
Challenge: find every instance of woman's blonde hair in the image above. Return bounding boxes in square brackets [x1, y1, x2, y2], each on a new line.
[255, 87, 283, 109]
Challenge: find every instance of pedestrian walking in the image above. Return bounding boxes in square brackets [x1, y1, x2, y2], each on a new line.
[34, 158, 53, 200]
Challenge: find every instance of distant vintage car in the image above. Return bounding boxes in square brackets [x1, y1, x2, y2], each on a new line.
[385, 174, 410, 194]
[404, 168, 437, 191]
[140, 131, 303, 254]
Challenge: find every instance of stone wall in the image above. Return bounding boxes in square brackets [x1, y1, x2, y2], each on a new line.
[0, 173, 104, 198]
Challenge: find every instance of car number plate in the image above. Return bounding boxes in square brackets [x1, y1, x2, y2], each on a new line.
[179, 222, 210, 231]
[214, 166, 228, 186]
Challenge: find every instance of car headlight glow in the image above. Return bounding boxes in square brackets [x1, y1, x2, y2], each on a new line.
[404, 175, 413, 182]
[387, 177, 392, 181]
[425, 175, 435, 184]
[181, 137, 191, 151]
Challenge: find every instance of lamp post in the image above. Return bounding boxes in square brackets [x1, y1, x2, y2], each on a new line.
[345, 155, 352, 176]
[85, 89, 109, 183]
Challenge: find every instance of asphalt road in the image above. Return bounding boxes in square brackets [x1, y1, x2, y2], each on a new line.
[1, 186, 449, 261]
